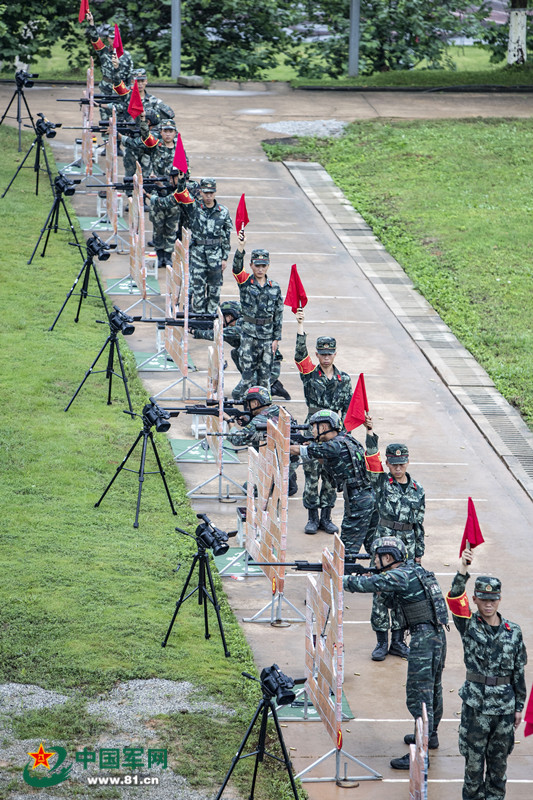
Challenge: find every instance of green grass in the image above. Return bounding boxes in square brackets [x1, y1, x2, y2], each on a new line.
[0, 126, 301, 800]
[263, 118, 533, 427]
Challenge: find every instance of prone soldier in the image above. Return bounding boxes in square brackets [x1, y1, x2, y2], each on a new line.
[192, 301, 290, 400]
[344, 536, 448, 769]
[232, 232, 284, 401]
[446, 548, 527, 800]
[226, 386, 297, 496]
[363, 415, 426, 661]
[290, 409, 375, 559]
[295, 307, 352, 536]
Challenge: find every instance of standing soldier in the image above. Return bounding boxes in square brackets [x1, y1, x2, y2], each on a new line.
[148, 167, 183, 268]
[192, 301, 290, 400]
[344, 537, 448, 770]
[117, 109, 160, 187]
[85, 11, 134, 120]
[295, 307, 352, 535]
[180, 178, 233, 314]
[226, 386, 297, 496]
[232, 232, 283, 401]
[446, 548, 527, 799]
[111, 68, 175, 126]
[362, 415, 426, 661]
[290, 410, 375, 559]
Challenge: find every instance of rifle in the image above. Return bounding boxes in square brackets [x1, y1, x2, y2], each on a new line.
[249, 558, 376, 576]
[171, 402, 251, 425]
[87, 178, 172, 192]
[255, 421, 312, 445]
[57, 95, 118, 106]
[131, 313, 218, 327]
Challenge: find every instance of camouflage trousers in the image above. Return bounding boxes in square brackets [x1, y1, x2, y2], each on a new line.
[406, 626, 446, 737]
[231, 347, 282, 383]
[459, 704, 515, 800]
[341, 486, 376, 559]
[189, 250, 223, 314]
[302, 459, 336, 510]
[149, 206, 180, 256]
[232, 338, 274, 401]
[123, 147, 137, 180]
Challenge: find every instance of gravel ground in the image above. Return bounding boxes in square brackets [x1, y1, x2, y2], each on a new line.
[0, 680, 240, 800]
[259, 118, 348, 137]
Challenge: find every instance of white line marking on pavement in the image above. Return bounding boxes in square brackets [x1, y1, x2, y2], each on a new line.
[218, 195, 298, 200]
[426, 498, 487, 502]
[410, 462, 469, 466]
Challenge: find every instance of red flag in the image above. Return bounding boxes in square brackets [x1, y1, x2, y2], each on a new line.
[78, 0, 90, 23]
[127, 79, 144, 120]
[344, 374, 369, 432]
[459, 497, 485, 556]
[235, 194, 249, 232]
[113, 24, 124, 58]
[524, 685, 533, 736]
[284, 264, 308, 314]
[172, 133, 188, 173]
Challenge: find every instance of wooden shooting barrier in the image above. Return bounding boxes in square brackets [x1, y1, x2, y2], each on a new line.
[295, 535, 381, 785]
[104, 108, 118, 235]
[243, 408, 304, 624]
[409, 704, 429, 800]
[120, 164, 159, 314]
[185, 309, 244, 498]
[81, 58, 94, 176]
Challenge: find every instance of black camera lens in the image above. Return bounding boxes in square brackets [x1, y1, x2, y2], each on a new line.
[260, 665, 296, 706]
[143, 401, 171, 433]
[110, 308, 135, 336]
[87, 234, 111, 262]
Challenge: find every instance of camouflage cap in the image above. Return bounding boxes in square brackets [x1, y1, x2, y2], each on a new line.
[160, 119, 177, 131]
[250, 248, 269, 265]
[316, 336, 336, 354]
[200, 177, 216, 191]
[133, 68, 147, 79]
[386, 443, 409, 464]
[474, 576, 501, 600]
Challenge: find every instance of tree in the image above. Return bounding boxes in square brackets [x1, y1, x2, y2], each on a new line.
[285, 0, 491, 78]
[476, 1, 532, 66]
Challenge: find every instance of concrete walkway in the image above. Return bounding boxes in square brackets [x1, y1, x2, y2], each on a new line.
[3, 82, 533, 799]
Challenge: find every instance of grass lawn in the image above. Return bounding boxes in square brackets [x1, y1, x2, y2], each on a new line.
[0, 126, 300, 800]
[4, 42, 532, 86]
[263, 119, 533, 427]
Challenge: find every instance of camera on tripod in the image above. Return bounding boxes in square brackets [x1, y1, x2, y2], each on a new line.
[142, 398, 172, 433]
[260, 664, 296, 706]
[87, 233, 112, 261]
[16, 69, 38, 89]
[110, 306, 135, 336]
[194, 513, 232, 557]
[54, 171, 80, 197]
[35, 112, 61, 139]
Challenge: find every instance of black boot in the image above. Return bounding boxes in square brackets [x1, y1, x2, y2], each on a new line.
[163, 251, 173, 267]
[304, 508, 319, 535]
[390, 753, 411, 770]
[318, 507, 339, 534]
[371, 631, 389, 661]
[389, 629, 410, 659]
[404, 730, 439, 749]
[288, 472, 298, 497]
[156, 249, 166, 268]
[271, 379, 291, 401]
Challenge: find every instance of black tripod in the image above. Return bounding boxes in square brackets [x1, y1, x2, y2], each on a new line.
[0, 79, 36, 151]
[2, 128, 54, 198]
[215, 671, 300, 800]
[64, 322, 134, 415]
[28, 176, 83, 264]
[94, 407, 177, 528]
[162, 522, 230, 657]
[49, 241, 111, 331]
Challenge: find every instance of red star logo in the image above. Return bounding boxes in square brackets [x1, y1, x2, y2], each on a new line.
[27, 743, 55, 770]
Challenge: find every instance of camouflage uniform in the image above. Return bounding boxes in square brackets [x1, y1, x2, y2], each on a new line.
[149, 189, 181, 263]
[227, 403, 297, 486]
[232, 249, 284, 401]
[295, 332, 351, 511]
[345, 561, 447, 740]
[446, 572, 527, 800]
[193, 314, 284, 383]
[365, 433, 426, 633]
[181, 184, 232, 314]
[300, 433, 375, 558]
[86, 24, 134, 120]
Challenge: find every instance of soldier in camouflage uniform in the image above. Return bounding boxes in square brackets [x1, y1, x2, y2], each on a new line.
[295, 307, 352, 536]
[192, 301, 290, 400]
[363, 416, 426, 661]
[290, 410, 375, 558]
[148, 167, 184, 268]
[232, 232, 283, 401]
[344, 536, 448, 770]
[446, 548, 527, 800]
[226, 386, 297, 496]
[85, 11, 134, 120]
[117, 109, 160, 187]
[178, 178, 232, 314]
